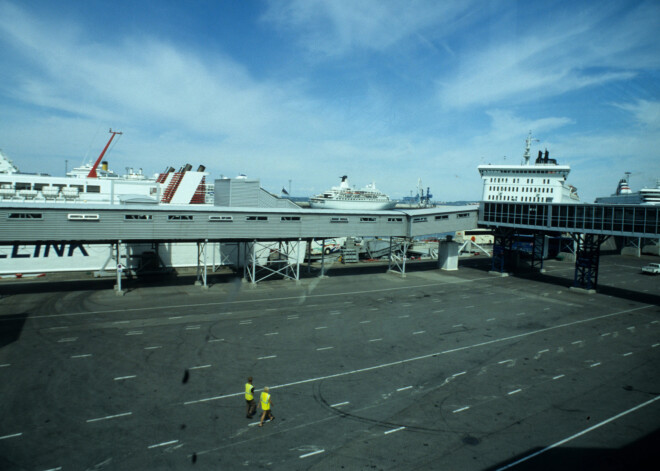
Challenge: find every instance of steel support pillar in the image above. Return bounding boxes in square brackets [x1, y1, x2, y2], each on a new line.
[572, 233, 609, 291]
[195, 240, 208, 288]
[491, 228, 515, 274]
[243, 240, 302, 284]
[114, 240, 124, 295]
[388, 237, 409, 277]
[531, 232, 546, 272]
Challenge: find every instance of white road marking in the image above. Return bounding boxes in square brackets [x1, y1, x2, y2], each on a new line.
[48, 326, 68, 330]
[651, 320, 659, 325]
[384, 426, 406, 435]
[287, 315, 299, 319]
[452, 371, 467, 377]
[399, 315, 410, 318]
[397, 386, 413, 391]
[190, 365, 212, 370]
[266, 308, 278, 311]
[412, 331, 425, 335]
[126, 331, 143, 336]
[590, 362, 601, 368]
[331, 401, 349, 407]
[623, 352, 633, 357]
[145, 346, 162, 350]
[239, 320, 252, 325]
[453, 406, 470, 413]
[495, 396, 660, 471]
[508, 389, 522, 395]
[369, 338, 382, 342]
[264, 332, 279, 336]
[148, 440, 179, 449]
[258, 355, 277, 360]
[315, 326, 327, 330]
[486, 318, 496, 322]
[316, 347, 334, 351]
[498, 359, 515, 366]
[601, 333, 611, 337]
[553, 374, 565, 380]
[71, 354, 92, 359]
[57, 337, 77, 343]
[185, 326, 201, 330]
[433, 309, 445, 313]
[571, 340, 583, 345]
[114, 375, 137, 381]
[300, 449, 325, 458]
[86, 412, 132, 423]
[653, 343, 660, 348]
[453, 324, 463, 328]
[168, 316, 182, 320]
[0, 432, 22, 440]
[330, 311, 341, 315]
[360, 320, 371, 324]
[0, 364, 10, 368]
[114, 320, 130, 324]
[516, 312, 526, 316]
[402, 303, 412, 307]
[370, 308, 379, 311]
[465, 305, 475, 309]
[40, 467, 62, 471]
[208, 339, 224, 343]
[182, 305, 655, 406]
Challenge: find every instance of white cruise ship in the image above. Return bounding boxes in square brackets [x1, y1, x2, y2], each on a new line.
[478, 133, 580, 203]
[595, 173, 660, 205]
[310, 176, 396, 210]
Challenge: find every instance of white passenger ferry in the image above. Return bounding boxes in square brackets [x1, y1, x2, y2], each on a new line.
[595, 172, 660, 205]
[478, 133, 580, 203]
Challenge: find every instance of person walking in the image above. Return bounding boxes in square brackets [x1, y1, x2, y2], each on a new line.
[245, 377, 256, 418]
[258, 386, 274, 427]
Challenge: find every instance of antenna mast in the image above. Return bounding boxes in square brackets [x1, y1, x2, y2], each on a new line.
[522, 131, 539, 165]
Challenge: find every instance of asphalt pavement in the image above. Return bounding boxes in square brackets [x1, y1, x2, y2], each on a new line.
[0, 254, 659, 470]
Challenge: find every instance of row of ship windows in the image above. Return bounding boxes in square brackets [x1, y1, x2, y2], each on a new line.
[1, 183, 102, 192]
[486, 195, 552, 202]
[489, 186, 554, 193]
[489, 178, 553, 184]
[7, 213, 470, 222]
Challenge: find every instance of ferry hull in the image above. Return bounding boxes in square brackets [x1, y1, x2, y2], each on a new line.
[309, 199, 396, 210]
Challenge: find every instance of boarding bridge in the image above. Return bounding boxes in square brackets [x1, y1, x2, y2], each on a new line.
[0, 202, 478, 290]
[478, 202, 660, 291]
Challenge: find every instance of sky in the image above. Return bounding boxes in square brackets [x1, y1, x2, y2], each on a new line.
[0, 0, 659, 202]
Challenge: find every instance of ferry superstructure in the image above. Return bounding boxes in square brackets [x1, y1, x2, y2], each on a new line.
[310, 176, 396, 210]
[478, 133, 580, 203]
[595, 172, 660, 205]
[0, 130, 212, 205]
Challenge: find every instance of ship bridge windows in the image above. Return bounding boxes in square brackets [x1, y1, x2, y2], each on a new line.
[168, 215, 194, 221]
[8, 212, 43, 219]
[15, 182, 31, 190]
[86, 185, 101, 193]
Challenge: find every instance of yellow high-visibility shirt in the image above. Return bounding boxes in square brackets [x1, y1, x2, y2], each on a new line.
[245, 383, 254, 401]
[260, 392, 271, 410]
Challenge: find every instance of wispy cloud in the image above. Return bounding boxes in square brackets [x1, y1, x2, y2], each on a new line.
[613, 99, 660, 129]
[436, 2, 659, 108]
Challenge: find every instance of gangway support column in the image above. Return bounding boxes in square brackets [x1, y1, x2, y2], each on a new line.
[195, 240, 208, 289]
[437, 237, 459, 271]
[531, 232, 546, 272]
[572, 233, 609, 291]
[388, 237, 409, 277]
[491, 227, 515, 275]
[114, 240, 124, 296]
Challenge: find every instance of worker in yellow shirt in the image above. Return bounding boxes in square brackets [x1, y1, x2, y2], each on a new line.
[258, 386, 274, 427]
[245, 377, 256, 418]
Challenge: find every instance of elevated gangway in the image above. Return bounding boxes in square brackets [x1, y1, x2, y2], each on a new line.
[478, 202, 660, 290]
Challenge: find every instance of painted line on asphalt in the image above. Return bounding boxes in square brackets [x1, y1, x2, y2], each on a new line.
[601, 333, 611, 337]
[264, 332, 279, 336]
[330, 311, 341, 315]
[258, 355, 277, 360]
[590, 362, 601, 368]
[86, 412, 132, 423]
[169, 316, 182, 320]
[48, 326, 69, 330]
[114, 375, 137, 381]
[148, 440, 179, 449]
[384, 426, 405, 435]
[185, 325, 201, 330]
[126, 331, 143, 336]
[360, 320, 372, 324]
[452, 371, 466, 377]
[182, 305, 654, 406]
[486, 318, 496, 322]
[396, 386, 413, 392]
[453, 406, 470, 413]
[653, 343, 660, 348]
[208, 339, 224, 343]
[114, 320, 130, 324]
[0, 363, 10, 368]
[412, 331, 425, 335]
[369, 338, 382, 342]
[453, 324, 463, 328]
[287, 315, 299, 319]
[623, 352, 633, 357]
[144, 346, 162, 350]
[71, 354, 92, 359]
[40, 467, 62, 471]
[331, 401, 349, 407]
[316, 347, 334, 351]
[495, 395, 660, 471]
[571, 340, 583, 345]
[300, 449, 325, 458]
[315, 326, 328, 330]
[433, 309, 445, 313]
[508, 389, 522, 395]
[399, 314, 410, 318]
[57, 337, 78, 343]
[190, 365, 212, 370]
[239, 320, 252, 325]
[553, 374, 565, 380]
[0, 432, 22, 440]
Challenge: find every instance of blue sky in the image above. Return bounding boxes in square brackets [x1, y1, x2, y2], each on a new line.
[0, 0, 658, 201]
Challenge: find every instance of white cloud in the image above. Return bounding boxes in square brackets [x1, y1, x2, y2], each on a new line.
[262, 0, 475, 57]
[614, 100, 660, 129]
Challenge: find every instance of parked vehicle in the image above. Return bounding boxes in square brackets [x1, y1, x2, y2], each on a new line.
[641, 263, 660, 274]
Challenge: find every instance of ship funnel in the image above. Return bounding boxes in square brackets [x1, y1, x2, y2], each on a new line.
[544, 150, 549, 163]
[167, 167, 175, 173]
[183, 164, 192, 172]
[536, 151, 543, 164]
[197, 165, 206, 172]
[102, 161, 108, 171]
